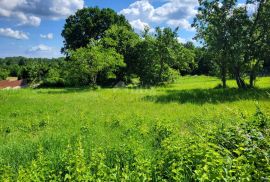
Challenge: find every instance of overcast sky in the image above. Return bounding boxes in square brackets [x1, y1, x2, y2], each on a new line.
[0, 0, 246, 58]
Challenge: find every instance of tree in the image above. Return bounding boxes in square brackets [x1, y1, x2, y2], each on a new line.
[62, 7, 131, 54]
[194, 0, 270, 88]
[101, 25, 140, 81]
[226, 6, 250, 89]
[68, 41, 125, 86]
[42, 68, 65, 87]
[193, 0, 237, 88]
[244, 0, 270, 87]
[134, 27, 195, 85]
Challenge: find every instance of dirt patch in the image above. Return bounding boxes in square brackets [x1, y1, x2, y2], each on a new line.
[0, 79, 27, 89]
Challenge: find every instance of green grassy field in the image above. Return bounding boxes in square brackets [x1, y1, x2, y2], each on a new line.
[1, 76, 270, 181]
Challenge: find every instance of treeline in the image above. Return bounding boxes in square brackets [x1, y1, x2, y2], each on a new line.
[0, 45, 216, 87]
[0, 57, 66, 86]
[0, 7, 209, 87]
[1, 2, 270, 88]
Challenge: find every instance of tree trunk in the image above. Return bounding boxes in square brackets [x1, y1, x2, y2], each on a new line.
[249, 71, 255, 88]
[159, 56, 164, 83]
[235, 68, 247, 89]
[221, 65, 227, 88]
[235, 76, 246, 89]
[91, 74, 97, 86]
[222, 75, 226, 88]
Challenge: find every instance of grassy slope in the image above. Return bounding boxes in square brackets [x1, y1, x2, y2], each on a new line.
[0, 76, 270, 168]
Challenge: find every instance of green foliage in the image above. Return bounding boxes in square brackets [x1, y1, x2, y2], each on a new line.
[101, 25, 140, 81]
[19, 62, 48, 83]
[42, 68, 65, 87]
[134, 27, 195, 85]
[194, 0, 270, 88]
[156, 108, 270, 181]
[1, 76, 270, 181]
[61, 7, 131, 54]
[0, 109, 269, 181]
[0, 68, 9, 81]
[68, 41, 125, 86]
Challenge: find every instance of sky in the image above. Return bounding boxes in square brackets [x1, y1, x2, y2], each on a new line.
[0, 0, 247, 58]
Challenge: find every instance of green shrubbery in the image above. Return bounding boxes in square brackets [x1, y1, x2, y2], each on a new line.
[1, 109, 269, 181]
[158, 108, 270, 181]
[0, 68, 9, 81]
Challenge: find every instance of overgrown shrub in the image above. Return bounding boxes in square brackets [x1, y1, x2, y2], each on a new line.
[156, 108, 270, 181]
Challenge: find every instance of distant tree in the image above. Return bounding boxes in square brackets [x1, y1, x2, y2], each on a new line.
[180, 41, 198, 75]
[68, 41, 125, 86]
[19, 62, 49, 83]
[43, 68, 64, 87]
[190, 47, 218, 76]
[62, 7, 131, 54]
[18, 57, 27, 66]
[9, 64, 20, 77]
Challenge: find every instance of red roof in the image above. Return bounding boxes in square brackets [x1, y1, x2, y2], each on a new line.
[0, 79, 27, 89]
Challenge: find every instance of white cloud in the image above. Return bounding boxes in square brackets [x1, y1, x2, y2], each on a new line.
[119, 0, 198, 31]
[130, 19, 150, 32]
[40, 33, 54, 40]
[167, 19, 195, 31]
[120, 1, 155, 22]
[177, 37, 187, 43]
[26, 44, 62, 58]
[0, 28, 29, 40]
[0, 0, 84, 26]
[28, 44, 52, 52]
[16, 12, 41, 26]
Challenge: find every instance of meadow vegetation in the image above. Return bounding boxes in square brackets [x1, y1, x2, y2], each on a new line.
[1, 76, 270, 181]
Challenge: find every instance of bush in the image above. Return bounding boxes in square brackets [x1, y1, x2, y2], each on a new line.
[157, 108, 270, 181]
[42, 68, 65, 87]
[0, 68, 9, 80]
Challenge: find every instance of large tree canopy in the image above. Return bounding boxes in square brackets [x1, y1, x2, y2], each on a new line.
[61, 7, 131, 54]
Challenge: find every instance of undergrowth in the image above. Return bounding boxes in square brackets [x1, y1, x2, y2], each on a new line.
[1, 108, 269, 181]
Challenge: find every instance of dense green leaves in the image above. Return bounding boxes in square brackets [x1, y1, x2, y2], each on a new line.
[101, 25, 140, 81]
[0, 68, 9, 81]
[133, 28, 195, 85]
[68, 41, 125, 86]
[61, 7, 131, 54]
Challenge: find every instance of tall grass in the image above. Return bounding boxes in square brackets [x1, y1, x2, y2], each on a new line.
[0, 76, 270, 181]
